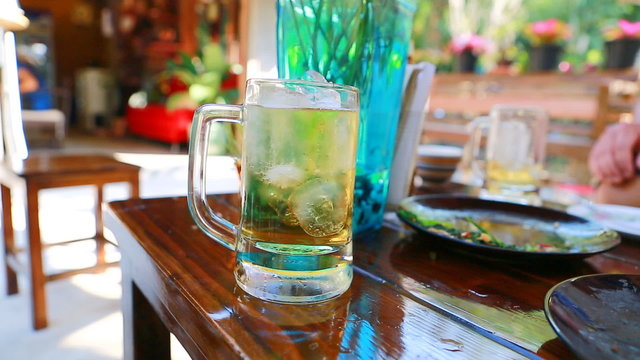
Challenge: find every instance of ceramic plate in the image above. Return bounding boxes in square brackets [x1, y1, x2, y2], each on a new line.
[545, 274, 640, 360]
[567, 203, 640, 239]
[417, 144, 463, 158]
[397, 195, 621, 262]
[416, 144, 463, 167]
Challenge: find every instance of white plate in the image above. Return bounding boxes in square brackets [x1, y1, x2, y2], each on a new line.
[417, 144, 463, 158]
[567, 203, 640, 237]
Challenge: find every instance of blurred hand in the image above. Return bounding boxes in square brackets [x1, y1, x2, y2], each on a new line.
[589, 123, 640, 185]
[595, 176, 640, 206]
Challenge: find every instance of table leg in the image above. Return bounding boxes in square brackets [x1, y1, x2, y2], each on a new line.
[26, 183, 47, 329]
[95, 184, 105, 266]
[122, 262, 170, 360]
[130, 175, 140, 199]
[1, 185, 17, 295]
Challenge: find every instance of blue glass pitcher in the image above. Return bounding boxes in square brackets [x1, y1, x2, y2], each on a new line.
[277, 0, 416, 233]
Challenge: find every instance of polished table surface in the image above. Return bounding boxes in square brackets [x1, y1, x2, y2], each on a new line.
[105, 194, 640, 359]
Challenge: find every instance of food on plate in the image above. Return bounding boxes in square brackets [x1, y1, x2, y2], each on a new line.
[397, 209, 571, 252]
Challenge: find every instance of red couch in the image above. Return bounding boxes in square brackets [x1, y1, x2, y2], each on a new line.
[126, 105, 194, 145]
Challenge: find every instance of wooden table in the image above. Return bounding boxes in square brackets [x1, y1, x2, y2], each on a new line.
[105, 195, 640, 359]
[2, 154, 140, 329]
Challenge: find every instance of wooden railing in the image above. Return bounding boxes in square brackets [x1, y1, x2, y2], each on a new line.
[422, 70, 638, 161]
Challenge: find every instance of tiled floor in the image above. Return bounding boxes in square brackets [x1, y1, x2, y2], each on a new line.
[0, 130, 240, 359]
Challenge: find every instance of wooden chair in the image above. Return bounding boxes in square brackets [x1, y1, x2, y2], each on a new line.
[0, 31, 141, 330]
[387, 62, 436, 209]
[593, 81, 638, 139]
[21, 86, 73, 146]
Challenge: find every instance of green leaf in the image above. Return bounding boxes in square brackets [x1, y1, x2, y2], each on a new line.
[189, 83, 217, 104]
[198, 72, 222, 87]
[178, 52, 198, 74]
[465, 217, 505, 246]
[165, 91, 198, 110]
[165, 59, 178, 72]
[202, 43, 228, 73]
[397, 209, 455, 228]
[170, 69, 197, 85]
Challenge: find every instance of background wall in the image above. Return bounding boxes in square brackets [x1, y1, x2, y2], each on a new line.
[245, 0, 277, 79]
[20, 0, 109, 88]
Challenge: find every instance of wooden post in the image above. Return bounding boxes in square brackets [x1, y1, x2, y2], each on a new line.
[178, 0, 198, 55]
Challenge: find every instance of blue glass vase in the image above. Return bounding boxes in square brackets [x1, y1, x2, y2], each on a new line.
[277, 0, 416, 233]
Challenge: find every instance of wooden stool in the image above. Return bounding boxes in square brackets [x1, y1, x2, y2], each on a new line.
[1, 154, 140, 329]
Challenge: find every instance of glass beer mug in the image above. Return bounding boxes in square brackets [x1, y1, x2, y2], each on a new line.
[464, 105, 548, 204]
[188, 78, 359, 303]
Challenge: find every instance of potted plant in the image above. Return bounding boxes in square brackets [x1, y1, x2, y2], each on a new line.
[524, 18, 571, 72]
[602, 19, 640, 69]
[449, 33, 488, 73]
[126, 41, 240, 151]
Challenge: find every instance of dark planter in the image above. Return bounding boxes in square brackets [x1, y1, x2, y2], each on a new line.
[454, 50, 477, 73]
[529, 45, 562, 72]
[605, 39, 640, 69]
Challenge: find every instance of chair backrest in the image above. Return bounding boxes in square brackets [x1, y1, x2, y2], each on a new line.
[386, 62, 436, 209]
[0, 30, 29, 165]
[52, 84, 72, 121]
[593, 80, 638, 139]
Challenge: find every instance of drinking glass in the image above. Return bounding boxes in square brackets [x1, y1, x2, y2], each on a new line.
[483, 105, 548, 203]
[451, 115, 490, 187]
[188, 78, 359, 303]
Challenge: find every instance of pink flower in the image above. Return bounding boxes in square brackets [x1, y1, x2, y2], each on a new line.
[531, 18, 559, 37]
[603, 19, 640, 41]
[618, 19, 640, 38]
[525, 18, 571, 45]
[450, 34, 487, 55]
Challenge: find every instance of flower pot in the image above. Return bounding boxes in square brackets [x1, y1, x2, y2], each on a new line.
[126, 104, 194, 144]
[605, 39, 640, 69]
[454, 50, 477, 73]
[529, 45, 562, 72]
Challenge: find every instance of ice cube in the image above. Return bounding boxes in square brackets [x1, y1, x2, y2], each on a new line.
[301, 70, 329, 83]
[295, 70, 341, 110]
[280, 208, 300, 227]
[257, 182, 300, 227]
[257, 182, 286, 207]
[263, 164, 305, 189]
[252, 71, 341, 110]
[312, 87, 341, 110]
[288, 178, 348, 237]
[254, 84, 313, 109]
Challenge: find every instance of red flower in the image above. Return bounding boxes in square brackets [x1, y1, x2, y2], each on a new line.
[162, 76, 189, 95]
[221, 71, 238, 91]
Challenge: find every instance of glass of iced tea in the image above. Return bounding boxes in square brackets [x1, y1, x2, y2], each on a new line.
[188, 78, 359, 303]
[483, 105, 548, 203]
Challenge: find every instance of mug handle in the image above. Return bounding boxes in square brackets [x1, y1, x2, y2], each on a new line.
[188, 104, 243, 250]
[467, 115, 490, 182]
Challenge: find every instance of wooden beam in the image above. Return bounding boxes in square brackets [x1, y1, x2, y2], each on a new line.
[238, 0, 250, 99]
[179, 0, 197, 55]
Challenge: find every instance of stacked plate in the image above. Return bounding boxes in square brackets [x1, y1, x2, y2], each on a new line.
[415, 144, 463, 184]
